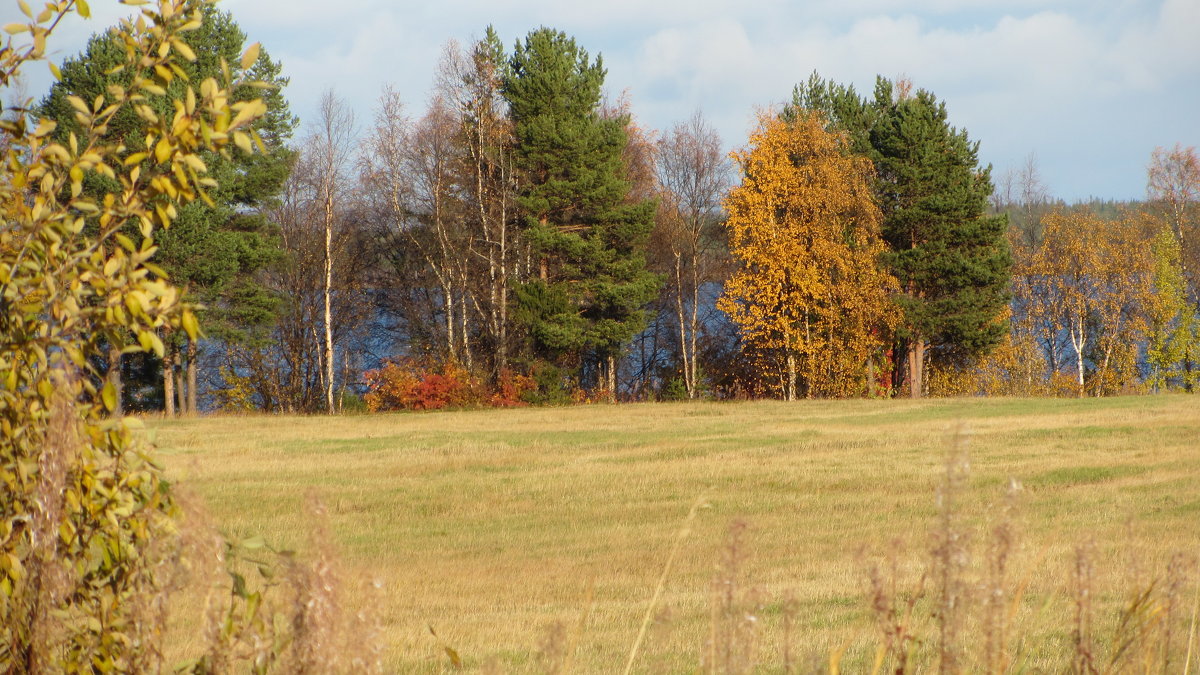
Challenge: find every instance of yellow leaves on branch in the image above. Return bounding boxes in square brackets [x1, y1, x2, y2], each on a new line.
[1, 0, 272, 397]
[1018, 208, 1155, 395]
[0, 1, 275, 667]
[718, 112, 898, 398]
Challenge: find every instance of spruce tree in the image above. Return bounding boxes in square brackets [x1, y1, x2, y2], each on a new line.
[504, 28, 660, 395]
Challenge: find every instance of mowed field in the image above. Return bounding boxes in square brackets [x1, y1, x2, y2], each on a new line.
[151, 396, 1200, 672]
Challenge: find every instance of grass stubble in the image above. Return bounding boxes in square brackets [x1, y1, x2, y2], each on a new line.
[150, 395, 1200, 672]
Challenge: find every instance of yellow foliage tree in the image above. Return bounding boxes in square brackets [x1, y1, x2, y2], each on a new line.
[718, 112, 898, 400]
[1019, 209, 1152, 396]
[0, 1, 282, 669]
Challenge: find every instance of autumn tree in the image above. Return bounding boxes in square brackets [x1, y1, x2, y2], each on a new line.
[504, 27, 660, 397]
[718, 113, 897, 400]
[1147, 145, 1200, 387]
[1146, 227, 1198, 392]
[441, 29, 519, 379]
[362, 89, 478, 366]
[306, 92, 356, 413]
[220, 116, 374, 413]
[1147, 144, 1200, 295]
[789, 74, 1011, 398]
[1020, 209, 1151, 396]
[653, 111, 732, 398]
[1, 0, 267, 665]
[361, 34, 522, 386]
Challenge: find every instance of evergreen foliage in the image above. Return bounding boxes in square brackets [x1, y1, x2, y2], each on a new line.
[503, 28, 660, 378]
[787, 73, 1012, 395]
[39, 6, 296, 353]
[869, 78, 1011, 364]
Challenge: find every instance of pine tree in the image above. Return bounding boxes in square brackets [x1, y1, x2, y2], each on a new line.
[785, 71, 876, 156]
[868, 79, 1010, 397]
[786, 74, 1012, 398]
[39, 6, 296, 413]
[503, 28, 660, 396]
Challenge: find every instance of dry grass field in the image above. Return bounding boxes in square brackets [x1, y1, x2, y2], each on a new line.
[151, 396, 1200, 672]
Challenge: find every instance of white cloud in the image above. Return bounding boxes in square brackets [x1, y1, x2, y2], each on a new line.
[7, 0, 1196, 200]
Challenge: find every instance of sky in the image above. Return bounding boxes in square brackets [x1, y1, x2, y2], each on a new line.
[11, 0, 1200, 202]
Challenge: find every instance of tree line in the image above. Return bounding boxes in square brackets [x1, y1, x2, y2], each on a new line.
[36, 13, 1200, 412]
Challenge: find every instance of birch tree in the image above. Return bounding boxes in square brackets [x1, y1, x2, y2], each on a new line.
[308, 92, 356, 413]
[1025, 209, 1151, 396]
[441, 30, 519, 379]
[1148, 145, 1200, 295]
[654, 111, 731, 398]
[719, 113, 897, 400]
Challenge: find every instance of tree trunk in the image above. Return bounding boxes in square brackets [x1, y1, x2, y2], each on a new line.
[688, 246, 701, 399]
[460, 285, 472, 369]
[323, 190, 336, 415]
[673, 252, 692, 398]
[786, 351, 797, 402]
[163, 345, 175, 417]
[891, 340, 906, 394]
[174, 351, 186, 416]
[107, 344, 123, 418]
[1070, 320, 1086, 398]
[908, 338, 925, 399]
[186, 338, 198, 414]
[443, 280, 456, 363]
[606, 354, 617, 403]
[1098, 346, 1112, 397]
[498, 257, 508, 376]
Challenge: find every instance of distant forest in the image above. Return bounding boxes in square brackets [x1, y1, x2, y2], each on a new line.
[36, 9, 1200, 413]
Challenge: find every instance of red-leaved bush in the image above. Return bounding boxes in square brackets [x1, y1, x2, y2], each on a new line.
[489, 369, 537, 407]
[364, 360, 486, 412]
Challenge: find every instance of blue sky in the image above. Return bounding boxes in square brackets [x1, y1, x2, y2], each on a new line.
[14, 0, 1200, 202]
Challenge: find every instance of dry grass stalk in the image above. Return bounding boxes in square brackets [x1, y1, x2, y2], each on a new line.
[866, 542, 924, 675]
[1162, 553, 1191, 673]
[1072, 542, 1097, 675]
[931, 431, 972, 674]
[705, 518, 761, 674]
[281, 491, 385, 674]
[623, 494, 706, 675]
[780, 592, 799, 674]
[22, 391, 78, 671]
[1185, 576, 1200, 674]
[982, 478, 1021, 674]
[538, 620, 568, 674]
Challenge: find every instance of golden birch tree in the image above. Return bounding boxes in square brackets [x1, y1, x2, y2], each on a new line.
[1023, 209, 1152, 396]
[718, 113, 897, 400]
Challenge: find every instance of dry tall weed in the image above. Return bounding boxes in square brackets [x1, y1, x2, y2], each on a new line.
[20, 394, 77, 672]
[705, 519, 762, 674]
[279, 492, 384, 674]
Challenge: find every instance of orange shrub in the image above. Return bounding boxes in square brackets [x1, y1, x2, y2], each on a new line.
[489, 369, 536, 407]
[364, 360, 486, 411]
